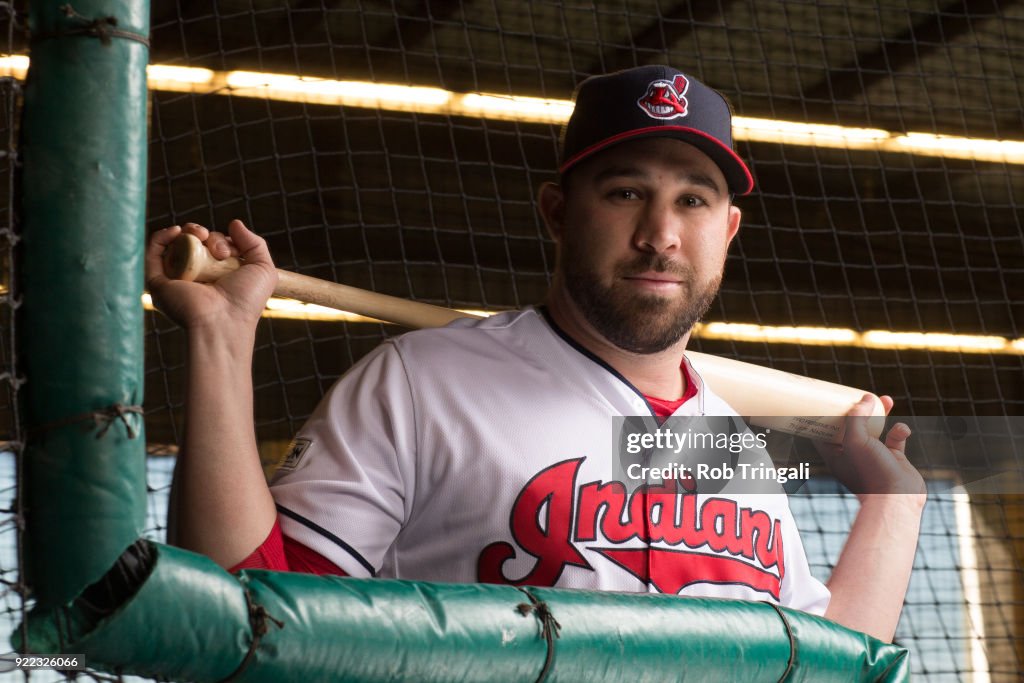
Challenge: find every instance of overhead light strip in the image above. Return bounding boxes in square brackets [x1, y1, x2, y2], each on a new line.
[3, 56, 1024, 163]
[696, 322, 1024, 355]
[141, 294, 1024, 355]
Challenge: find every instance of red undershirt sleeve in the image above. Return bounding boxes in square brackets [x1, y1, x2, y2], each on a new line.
[228, 517, 348, 576]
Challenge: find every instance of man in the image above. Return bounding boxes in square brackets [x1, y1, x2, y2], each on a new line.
[145, 66, 926, 643]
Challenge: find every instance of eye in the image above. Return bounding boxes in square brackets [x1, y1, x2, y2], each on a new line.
[606, 188, 641, 201]
[681, 195, 708, 208]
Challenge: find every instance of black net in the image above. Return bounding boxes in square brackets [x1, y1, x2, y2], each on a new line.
[3, 0, 1023, 680]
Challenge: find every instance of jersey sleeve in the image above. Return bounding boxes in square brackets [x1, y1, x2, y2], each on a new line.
[775, 497, 831, 616]
[268, 341, 417, 578]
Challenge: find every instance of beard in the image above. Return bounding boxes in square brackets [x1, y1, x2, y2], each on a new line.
[561, 249, 722, 355]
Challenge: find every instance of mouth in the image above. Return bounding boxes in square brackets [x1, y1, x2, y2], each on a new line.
[623, 273, 683, 293]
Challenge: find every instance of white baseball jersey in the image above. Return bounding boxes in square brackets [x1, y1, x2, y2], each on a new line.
[270, 307, 830, 615]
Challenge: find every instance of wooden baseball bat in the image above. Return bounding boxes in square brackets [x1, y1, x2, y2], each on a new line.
[162, 231, 467, 329]
[162, 233, 885, 443]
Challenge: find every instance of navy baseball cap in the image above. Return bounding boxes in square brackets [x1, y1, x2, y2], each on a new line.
[559, 66, 754, 196]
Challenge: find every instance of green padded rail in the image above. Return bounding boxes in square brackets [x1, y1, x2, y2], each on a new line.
[23, 541, 909, 682]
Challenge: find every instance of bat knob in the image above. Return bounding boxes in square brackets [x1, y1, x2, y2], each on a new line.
[162, 232, 206, 282]
[162, 232, 242, 283]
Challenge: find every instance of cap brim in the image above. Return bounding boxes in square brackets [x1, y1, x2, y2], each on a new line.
[559, 125, 754, 196]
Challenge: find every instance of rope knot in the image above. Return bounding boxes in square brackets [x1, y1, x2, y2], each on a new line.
[218, 589, 285, 683]
[28, 403, 144, 441]
[32, 4, 149, 47]
[60, 4, 119, 45]
[94, 403, 144, 439]
[516, 588, 561, 683]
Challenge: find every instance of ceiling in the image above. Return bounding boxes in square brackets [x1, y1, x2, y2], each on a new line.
[150, 0, 1024, 136]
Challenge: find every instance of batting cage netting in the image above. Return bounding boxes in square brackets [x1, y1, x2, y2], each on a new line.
[0, 0, 1021, 680]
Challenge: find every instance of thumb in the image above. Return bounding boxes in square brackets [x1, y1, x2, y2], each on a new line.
[843, 394, 878, 449]
[847, 393, 883, 418]
[226, 219, 275, 268]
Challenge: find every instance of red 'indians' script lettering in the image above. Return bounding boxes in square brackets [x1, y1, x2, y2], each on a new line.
[477, 459, 590, 586]
[477, 459, 787, 599]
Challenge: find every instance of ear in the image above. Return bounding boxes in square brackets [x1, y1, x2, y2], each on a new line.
[725, 204, 741, 246]
[537, 181, 567, 241]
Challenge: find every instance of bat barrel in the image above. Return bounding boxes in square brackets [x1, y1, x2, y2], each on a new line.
[276, 271, 478, 329]
[687, 351, 885, 443]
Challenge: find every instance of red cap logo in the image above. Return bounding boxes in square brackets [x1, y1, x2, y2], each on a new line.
[637, 74, 689, 119]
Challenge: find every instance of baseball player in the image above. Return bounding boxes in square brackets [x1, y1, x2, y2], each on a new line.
[146, 66, 926, 643]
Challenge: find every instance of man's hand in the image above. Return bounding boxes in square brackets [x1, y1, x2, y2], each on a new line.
[817, 394, 927, 500]
[145, 220, 278, 332]
[820, 393, 927, 642]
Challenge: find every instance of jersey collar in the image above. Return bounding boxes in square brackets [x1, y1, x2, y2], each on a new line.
[536, 305, 704, 417]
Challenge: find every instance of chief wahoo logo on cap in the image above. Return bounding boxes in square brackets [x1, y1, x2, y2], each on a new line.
[636, 74, 690, 120]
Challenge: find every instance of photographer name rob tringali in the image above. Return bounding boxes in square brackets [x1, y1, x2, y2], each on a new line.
[627, 461, 810, 484]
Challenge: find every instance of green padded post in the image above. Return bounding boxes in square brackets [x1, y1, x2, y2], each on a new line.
[20, 0, 150, 608]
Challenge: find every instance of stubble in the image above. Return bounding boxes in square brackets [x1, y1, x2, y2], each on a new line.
[562, 249, 722, 354]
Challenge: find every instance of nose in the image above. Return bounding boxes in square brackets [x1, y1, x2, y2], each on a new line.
[632, 198, 682, 254]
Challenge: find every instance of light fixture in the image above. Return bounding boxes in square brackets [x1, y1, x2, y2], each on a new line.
[6, 55, 1023, 164]
[141, 294, 1024, 355]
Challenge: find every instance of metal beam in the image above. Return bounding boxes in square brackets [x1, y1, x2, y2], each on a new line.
[803, 0, 1013, 102]
[588, 0, 737, 76]
[372, 0, 463, 76]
